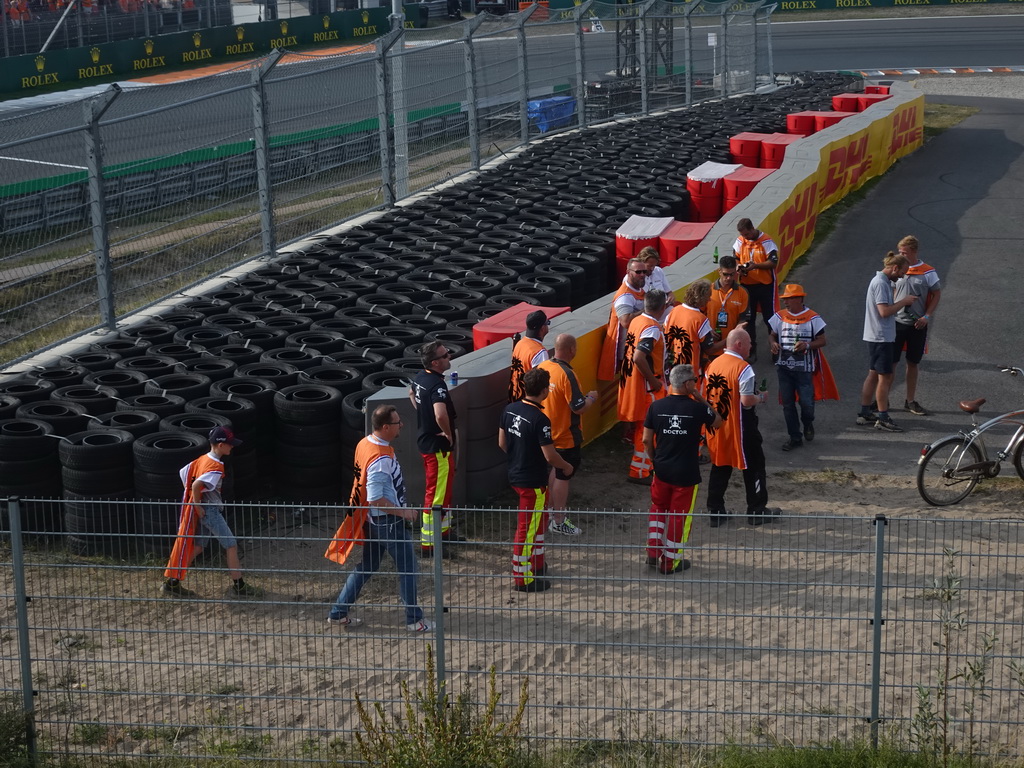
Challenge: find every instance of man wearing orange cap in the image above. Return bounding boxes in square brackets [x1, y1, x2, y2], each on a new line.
[768, 284, 834, 452]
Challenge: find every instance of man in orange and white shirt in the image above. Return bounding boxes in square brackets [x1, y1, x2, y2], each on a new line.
[618, 290, 668, 484]
[768, 284, 830, 452]
[704, 327, 776, 526]
[509, 310, 550, 402]
[733, 218, 779, 363]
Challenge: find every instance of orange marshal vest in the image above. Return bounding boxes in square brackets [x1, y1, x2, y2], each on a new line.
[736, 232, 777, 287]
[598, 281, 645, 381]
[324, 436, 396, 565]
[704, 352, 750, 469]
[163, 453, 223, 581]
[509, 336, 546, 402]
[664, 303, 710, 374]
[617, 313, 665, 422]
[706, 282, 749, 355]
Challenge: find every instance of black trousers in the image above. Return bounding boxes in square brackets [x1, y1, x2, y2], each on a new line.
[743, 282, 775, 348]
[706, 407, 768, 514]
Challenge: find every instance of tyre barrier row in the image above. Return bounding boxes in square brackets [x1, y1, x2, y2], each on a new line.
[0, 73, 862, 544]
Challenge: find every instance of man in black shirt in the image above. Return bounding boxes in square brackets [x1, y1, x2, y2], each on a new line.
[499, 367, 574, 593]
[409, 341, 458, 557]
[642, 364, 722, 574]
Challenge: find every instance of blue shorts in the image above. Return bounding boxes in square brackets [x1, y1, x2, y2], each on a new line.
[867, 341, 894, 375]
[197, 506, 237, 550]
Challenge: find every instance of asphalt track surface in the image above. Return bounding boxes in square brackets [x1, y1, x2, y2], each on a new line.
[755, 92, 1024, 481]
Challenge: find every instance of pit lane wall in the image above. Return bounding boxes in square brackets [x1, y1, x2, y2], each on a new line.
[1, 7, 415, 95]
[369, 81, 923, 505]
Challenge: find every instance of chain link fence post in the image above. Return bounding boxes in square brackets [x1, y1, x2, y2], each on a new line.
[376, 28, 403, 207]
[573, 0, 594, 131]
[431, 505, 447, 695]
[83, 85, 120, 332]
[8, 497, 38, 762]
[637, 0, 654, 116]
[516, 5, 536, 146]
[763, 5, 775, 85]
[720, 4, 730, 98]
[869, 513, 888, 749]
[252, 49, 284, 260]
[684, 6, 694, 105]
[463, 14, 487, 171]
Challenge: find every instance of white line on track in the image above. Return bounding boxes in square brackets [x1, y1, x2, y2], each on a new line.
[0, 155, 87, 170]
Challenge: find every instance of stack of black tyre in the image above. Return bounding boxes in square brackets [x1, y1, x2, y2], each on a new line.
[132, 430, 207, 555]
[0, 73, 864, 535]
[0, 418, 62, 535]
[274, 384, 345, 503]
[59, 430, 135, 556]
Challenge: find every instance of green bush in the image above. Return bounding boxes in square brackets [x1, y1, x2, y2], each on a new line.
[355, 648, 535, 768]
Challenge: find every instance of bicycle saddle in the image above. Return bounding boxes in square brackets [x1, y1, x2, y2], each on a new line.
[959, 398, 986, 414]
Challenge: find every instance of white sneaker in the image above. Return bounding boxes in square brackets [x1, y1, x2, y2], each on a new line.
[549, 517, 582, 535]
[407, 619, 434, 632]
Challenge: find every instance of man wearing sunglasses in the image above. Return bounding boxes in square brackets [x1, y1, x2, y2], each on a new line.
[410, 341, 458, 557]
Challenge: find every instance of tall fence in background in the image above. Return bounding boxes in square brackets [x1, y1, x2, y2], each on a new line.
[0, 0, 775, 366]
[3, 499, 1024, 763]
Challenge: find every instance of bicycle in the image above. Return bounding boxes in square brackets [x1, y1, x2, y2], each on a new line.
[916, 366, 1024, 506]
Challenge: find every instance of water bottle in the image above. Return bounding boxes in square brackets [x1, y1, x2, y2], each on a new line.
[758, 377, 768, 405]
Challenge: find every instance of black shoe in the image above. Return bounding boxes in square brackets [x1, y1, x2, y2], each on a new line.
[420, 547, 433, 558]
[748, 507, 780, 525]
[804, 424, 815, 442]
[444, 532, 468, 543]
[627, 475, 652, 486]
[708, 512, 728, 528]
[645, 556, 658, 568]
[514, 579, 551, 593]
[659, 558, 691, 574]
[781, 439, 802, 452]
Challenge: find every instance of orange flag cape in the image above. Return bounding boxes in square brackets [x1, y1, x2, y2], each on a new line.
[324, 508, 367, 565]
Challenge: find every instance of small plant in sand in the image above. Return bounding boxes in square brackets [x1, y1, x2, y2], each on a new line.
[910, 548, 997, 768]
[355, 647, 531, 768]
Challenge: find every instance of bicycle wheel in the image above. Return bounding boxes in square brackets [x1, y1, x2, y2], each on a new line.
[1013, 439, 1024, 481]
[917, 436, 984, 506]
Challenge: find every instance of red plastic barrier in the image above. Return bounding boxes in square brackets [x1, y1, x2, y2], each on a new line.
[857, 93, 892, 111]
[722, 167, 776, 212]
[831, 94, 860, 112]
[615, 215, 674, 278]
[473, 302, 570, 350]
[760, 133, 804, 169]
[786, 111, 819, 135]
[815, 111, 856, 131]
[865, 84, 891, 95]
[729, 132, 773, 167]
[659, 221, 714, 265]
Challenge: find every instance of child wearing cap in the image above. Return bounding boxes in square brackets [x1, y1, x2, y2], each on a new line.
[161, 426, 263, 598]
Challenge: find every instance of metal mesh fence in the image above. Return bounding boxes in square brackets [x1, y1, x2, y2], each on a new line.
[4, 500, 1024, 763]
[0, 1, 775, 366]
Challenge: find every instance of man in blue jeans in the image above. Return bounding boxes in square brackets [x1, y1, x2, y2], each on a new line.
[768, 284, 829, 452]
[327, 404, 433, 633]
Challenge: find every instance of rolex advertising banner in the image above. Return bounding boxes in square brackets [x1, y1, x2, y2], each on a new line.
[1, 6, 412, 95]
